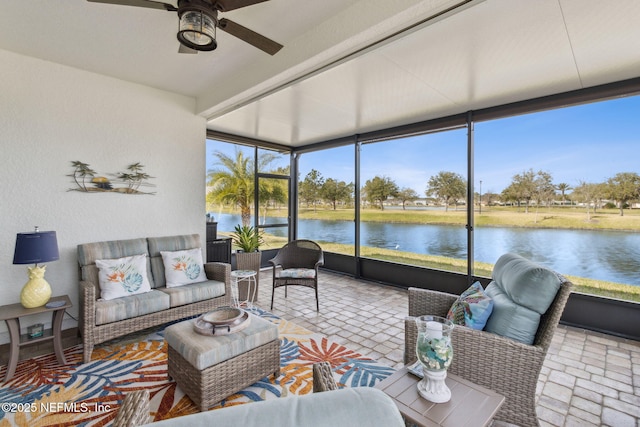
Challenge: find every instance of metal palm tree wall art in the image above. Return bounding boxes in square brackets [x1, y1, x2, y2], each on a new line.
[69, 161, 156, 194]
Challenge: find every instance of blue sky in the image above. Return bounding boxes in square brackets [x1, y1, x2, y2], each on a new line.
[207, 94, 639, 196]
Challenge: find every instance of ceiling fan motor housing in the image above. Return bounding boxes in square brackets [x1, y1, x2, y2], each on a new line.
[177, 0, 219, 51]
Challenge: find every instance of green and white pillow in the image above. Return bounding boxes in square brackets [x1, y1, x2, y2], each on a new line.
[160, 248, 208, 288]
[95, 254, 152, 300]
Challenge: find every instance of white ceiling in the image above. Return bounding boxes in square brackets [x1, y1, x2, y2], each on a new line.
[2, 0, 640, 147]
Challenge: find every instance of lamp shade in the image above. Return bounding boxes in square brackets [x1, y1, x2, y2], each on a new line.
[13, 230, 59, 265]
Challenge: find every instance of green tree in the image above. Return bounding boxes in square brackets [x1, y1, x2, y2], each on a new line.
[321, 178, 353, 210]
[556, 182, 572, 205]
[397, 187, 419, 210]
[363, 176, 399, 210]
[207, 149, 276, 226]
[533, 171, 555, 221]
[594, 182, 608, 211]
[258, 178, 288, 221]
[482, 191, 498, 207]
[426, 171, 466, 212]
[606, 172, 640, 216]
[572, 181, 600, 221]
[500, 185, 520, 208]
[299, 169, 324, 211]
[510, 169, 537, 213]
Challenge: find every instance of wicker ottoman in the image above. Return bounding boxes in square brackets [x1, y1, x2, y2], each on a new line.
[165, 313, 280, 411]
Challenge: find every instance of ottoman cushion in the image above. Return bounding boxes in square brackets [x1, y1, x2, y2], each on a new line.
[165, 313, 278, 370]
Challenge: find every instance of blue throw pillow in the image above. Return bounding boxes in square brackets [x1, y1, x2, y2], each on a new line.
[446, 281, 494, 330]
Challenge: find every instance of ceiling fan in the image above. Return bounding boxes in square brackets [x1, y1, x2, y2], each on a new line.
[87, 0, 283, 55]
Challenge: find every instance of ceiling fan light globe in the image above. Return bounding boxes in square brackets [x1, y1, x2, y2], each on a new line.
[178, 10, 217, 51]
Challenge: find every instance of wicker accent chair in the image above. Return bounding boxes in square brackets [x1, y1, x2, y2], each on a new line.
[269, 240, 324, 311]
[312, 361, 339, 392]
[404, 272, 572, 427]
[113, 390, 150, 427]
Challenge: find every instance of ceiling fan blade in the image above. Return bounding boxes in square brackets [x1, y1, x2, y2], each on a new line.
[218, 18, 283, 55]
[178, 44, 198, 54]
[215, 0, 269, 12]
[86, 0, 177, 12]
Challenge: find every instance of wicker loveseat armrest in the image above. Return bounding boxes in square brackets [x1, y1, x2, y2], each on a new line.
[112, 390, 150, 427]
[79, 280, 97, 359]
[79, 280, 97, 311]
[204, 261, 232, 300]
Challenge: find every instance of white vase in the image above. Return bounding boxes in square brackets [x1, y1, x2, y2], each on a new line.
[417, 369, 451, 403]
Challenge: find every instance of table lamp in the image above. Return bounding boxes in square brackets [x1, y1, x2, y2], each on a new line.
[13, 227, 59, 308]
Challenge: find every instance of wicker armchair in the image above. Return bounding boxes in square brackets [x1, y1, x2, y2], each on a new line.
[404, 277, 572, 427]
[269, 240, 324, 311]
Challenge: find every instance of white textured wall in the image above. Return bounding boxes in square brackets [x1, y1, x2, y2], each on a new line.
[0, 49, 206, 343]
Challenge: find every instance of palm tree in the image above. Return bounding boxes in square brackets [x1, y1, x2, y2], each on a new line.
[556, 182, 572, 205]
[207, 149, 277, 226]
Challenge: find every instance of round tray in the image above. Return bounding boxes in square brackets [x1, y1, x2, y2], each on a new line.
[194, 307, 250, 336]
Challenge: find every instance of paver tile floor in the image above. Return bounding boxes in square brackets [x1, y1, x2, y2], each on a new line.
[256, 269, 640, 427]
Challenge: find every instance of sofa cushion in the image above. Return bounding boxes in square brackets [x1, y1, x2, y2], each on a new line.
[484, 253, 563, 344]
[146, 387, 404, 427]
[446, 281, 493, 330]
[158, 280, 226, 307]
[95, 254, 152, 300]
[94, 290, 170, 325]
[165, 314, 278, 370]
[78, 237, 154, 294]
[160, 248, 208, 288]
[147, 234, 202, 288]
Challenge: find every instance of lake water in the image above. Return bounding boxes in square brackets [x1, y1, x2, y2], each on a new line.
[214, 213, 640, 286]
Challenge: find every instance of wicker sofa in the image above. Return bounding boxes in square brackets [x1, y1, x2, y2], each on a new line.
[77, 234, 231, 363]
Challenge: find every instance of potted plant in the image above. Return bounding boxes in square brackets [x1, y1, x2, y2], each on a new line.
[230, 225, 264, 302]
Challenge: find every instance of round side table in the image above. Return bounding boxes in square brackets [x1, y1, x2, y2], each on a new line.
[230, 270, 257, 308]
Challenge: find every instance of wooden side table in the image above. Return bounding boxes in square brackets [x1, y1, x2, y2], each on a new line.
[375, 366, 504, 427]
[1, 295, 72, 382]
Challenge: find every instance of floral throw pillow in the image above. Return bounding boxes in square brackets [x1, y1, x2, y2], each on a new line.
[446, 281, 494, 330]
[96, 254, 152, 301]
[160, 248, 208, 288]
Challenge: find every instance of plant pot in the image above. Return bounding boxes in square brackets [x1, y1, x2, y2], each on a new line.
[235, 251, 261, 302]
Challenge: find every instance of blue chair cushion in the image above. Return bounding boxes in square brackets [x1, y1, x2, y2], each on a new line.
[484, 253, 562, 344]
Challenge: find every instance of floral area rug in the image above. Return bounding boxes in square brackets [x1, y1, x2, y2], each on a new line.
[0, 307, 395, 426]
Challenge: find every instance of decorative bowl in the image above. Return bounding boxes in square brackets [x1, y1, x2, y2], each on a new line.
[194, 307, 250, 336]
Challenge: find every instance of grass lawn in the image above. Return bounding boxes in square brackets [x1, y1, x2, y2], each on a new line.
[296, 206, 640, 231]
